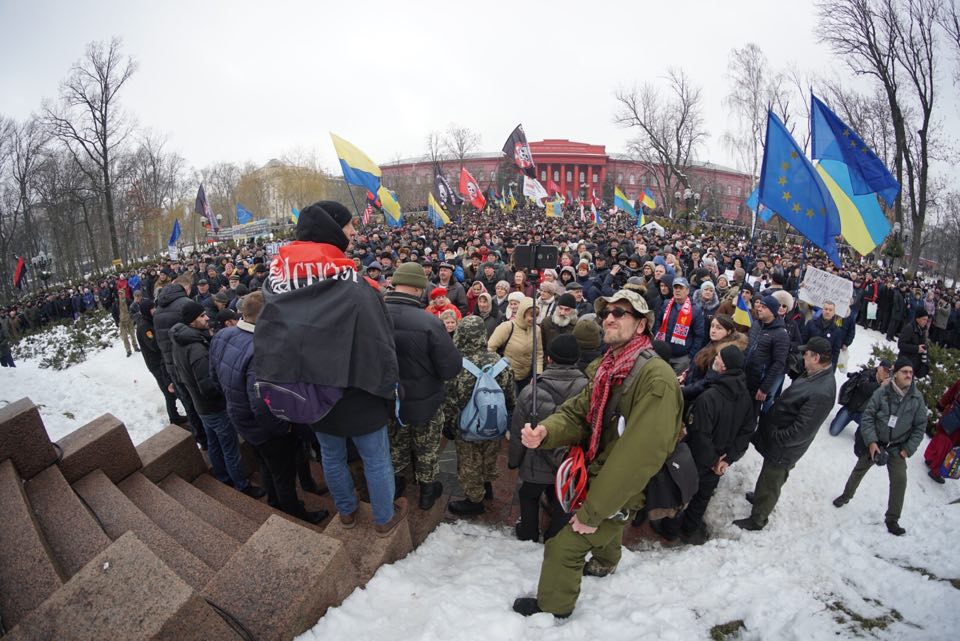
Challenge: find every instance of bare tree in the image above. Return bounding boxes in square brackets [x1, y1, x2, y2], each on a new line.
[425, 131, 445, 168]
[614, 68, 708, 211]
[443, 124, 481, 173]
[939, 0, 960, 83]
[42, 37, 138, 262]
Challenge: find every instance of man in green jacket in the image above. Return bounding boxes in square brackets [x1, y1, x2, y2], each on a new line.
[513, 289, 683, 618]
[832, 357, 927, 536]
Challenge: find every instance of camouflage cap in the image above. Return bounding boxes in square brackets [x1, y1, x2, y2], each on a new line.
[594, 289, 654, 325]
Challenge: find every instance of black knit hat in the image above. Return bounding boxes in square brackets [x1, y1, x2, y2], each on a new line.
[180, 300, 205, 324]
[547, 334, 580, 365]
[296, 201, 352, 251]
[556, 293, 577, 309]
[893, 356, 914, 372]
[720, 345, 745, 371]
[914, 307, 929, 319]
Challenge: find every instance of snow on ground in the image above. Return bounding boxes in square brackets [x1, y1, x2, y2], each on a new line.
[0, 334, 175, 445]
[298, 328, 960, 641]
[4, 322, 958, 639]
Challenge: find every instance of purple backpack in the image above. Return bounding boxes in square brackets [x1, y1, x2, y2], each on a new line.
[254, 380, 343, 424]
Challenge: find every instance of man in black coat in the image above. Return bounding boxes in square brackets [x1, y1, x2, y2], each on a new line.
[136, 300, 187, 426]
[898, 307, 930, 378]
[802, 301, 845, 366]
[828, 361, 891, 436]
[744, 295, 791, 413]
[734, 336, 836, 531]
[885, 283, 908, 341]
[154, 273, 207, 449]
[384, 262, 462, 509]
[655, 345, 755, 544]
[171, 301, 260, 497]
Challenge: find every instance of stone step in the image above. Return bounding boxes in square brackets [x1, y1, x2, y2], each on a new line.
[192, 473, 326, 535]
[322, 502, 413, 588]
[24, 463, 111, 578]
[119, 472, 240, 569]
[57, 413, 142, 484]
[203, 515, 359, 641]
[136, 424, 208, 483]
[0, 459, 63, 629]
[72, 469, 212, 590]
[5, 532, 242, 641]
[0, 398, 58, 481]
[158, 474, 259, 544]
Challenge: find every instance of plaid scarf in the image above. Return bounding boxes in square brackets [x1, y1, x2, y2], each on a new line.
[584, 332, 653, 461]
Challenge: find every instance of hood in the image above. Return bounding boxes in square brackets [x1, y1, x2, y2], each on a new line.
[712, 369, 749, 398]
[156, 283, 188, 308]
[454, 316, 489, 356]
[170, 322, 209, 346]
[513, 297, 535, 329]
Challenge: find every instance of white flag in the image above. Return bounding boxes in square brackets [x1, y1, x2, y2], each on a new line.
[522, 176, 548, 207]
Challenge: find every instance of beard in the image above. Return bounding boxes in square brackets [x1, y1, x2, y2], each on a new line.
[551, 309, 578, 328]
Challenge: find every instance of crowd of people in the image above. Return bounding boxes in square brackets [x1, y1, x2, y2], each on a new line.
[3, 202, 959, 619]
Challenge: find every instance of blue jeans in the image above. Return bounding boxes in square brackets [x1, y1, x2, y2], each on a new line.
[829, 407, 862, 436]
[315, 427, 396, 525]
[198, 411, 249, 490]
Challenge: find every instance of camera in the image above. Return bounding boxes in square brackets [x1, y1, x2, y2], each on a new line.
[513, 244, 559, 271]
[873, 448, 890, 467]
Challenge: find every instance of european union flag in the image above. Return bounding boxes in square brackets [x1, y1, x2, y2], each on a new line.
[758, 111, 842, 267]
[168, 219, 181, 246]
[811, 94, 899, 207]
[745, 187, 773, 223]
[236, 203, 253, 225]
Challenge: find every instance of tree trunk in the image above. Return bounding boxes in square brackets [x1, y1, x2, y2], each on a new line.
[80, 201, 101, 274]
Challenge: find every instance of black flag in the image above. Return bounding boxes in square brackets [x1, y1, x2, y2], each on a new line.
[434, 166, 463, 208]
[502, 124, 537, 178]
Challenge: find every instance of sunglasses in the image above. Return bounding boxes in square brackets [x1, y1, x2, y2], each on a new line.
[599, 308, 639, 320]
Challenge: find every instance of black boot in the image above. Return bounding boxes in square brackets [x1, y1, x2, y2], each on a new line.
[394, 475, 407, 500]
[745, 491, 755, 505]
[448, 498, 485, 516]
[832, 494, 851, 508]
[885, 519, 906, 536]
[418, 480, 442, 510]
[484, 481, 494, 500]
[512, 597, 570, 619]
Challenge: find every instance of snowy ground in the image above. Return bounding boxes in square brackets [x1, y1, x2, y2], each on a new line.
[3, 324, 958, 639]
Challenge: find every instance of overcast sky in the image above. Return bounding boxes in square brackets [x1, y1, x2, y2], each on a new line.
[2, 0, 957, 184]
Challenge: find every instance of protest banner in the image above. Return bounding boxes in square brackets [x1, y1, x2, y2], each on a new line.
[798, 266, 853, 317]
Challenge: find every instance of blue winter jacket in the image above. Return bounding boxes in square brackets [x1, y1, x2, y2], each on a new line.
[209, 322, 288, 446]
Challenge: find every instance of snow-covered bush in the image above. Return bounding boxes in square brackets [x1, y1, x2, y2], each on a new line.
[12, 311, 119, 370]
[869, 342, 960, 434]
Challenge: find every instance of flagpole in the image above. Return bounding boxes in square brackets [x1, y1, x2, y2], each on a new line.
[344, 184, 365, 230]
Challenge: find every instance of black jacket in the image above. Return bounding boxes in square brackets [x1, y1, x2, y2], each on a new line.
[384, 291, 462, 424]
[170, 323, 225, 414]
[745, 317, 790, 395]
[753, 366, 836, 467]
[154, 284, 194, 384]
[136, 314, 165, 381]
[803, 315, 844, 363]
[685, 368, 755, 470]
[898, 320, 929, 378]
[839, 366, 882, 413]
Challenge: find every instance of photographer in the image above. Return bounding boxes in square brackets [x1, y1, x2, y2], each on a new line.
[832, 357, 927, 536]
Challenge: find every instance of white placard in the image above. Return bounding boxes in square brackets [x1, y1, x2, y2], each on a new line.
[798, 266, 853, 317]
[168, 245, 178, 261]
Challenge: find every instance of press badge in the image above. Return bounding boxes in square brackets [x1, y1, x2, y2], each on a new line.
[617, 415, 626, 436]
[887, 416, 898, 428]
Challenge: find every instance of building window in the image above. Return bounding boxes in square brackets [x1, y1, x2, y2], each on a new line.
[490, 170, 496, 182]
[566, 171, 572, 182]
[629, 174, 635, 185]
[579, 171, 585, 183]
[736, 186, 742, 197]
[592, 174, 598, 183]
[415, 174, 421, 185]
[640, 174, 647, 186]
[553, 170, 559, 181]
[726, 185, 732, 195]
[617, 173, 623, 184]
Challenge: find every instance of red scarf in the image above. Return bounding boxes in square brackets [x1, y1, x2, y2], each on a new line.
[656, 297, 693, 346]
[268, 241, 379, 292]
[583, 332, 653, 461]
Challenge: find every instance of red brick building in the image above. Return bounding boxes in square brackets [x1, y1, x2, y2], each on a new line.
[379, 139, 755, 223]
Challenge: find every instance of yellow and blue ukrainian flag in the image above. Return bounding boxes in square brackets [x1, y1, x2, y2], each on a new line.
[378, 186, 403, 225]
[734, 292, 753, 328]
[427, 192, 450, 228]
[330, 133, 382, 196]
[614, 187, 636, 218]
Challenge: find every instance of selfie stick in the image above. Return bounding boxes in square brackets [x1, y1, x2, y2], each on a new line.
[530, 244, 540, 426]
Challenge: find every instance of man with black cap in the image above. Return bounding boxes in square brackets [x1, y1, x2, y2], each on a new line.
[540, 292, 579, 348]
[514, 289, 683, 618]
[898, 306, 930, 378]
[734, 335, 836, 531]
[832, 357, 927, 536]
[744, 294, 791, 414]
[384, 261, 462, 510]
[654, 276, 706, 375]
[829, 360, 892, 436]
[171, 301, 262, 497]
[254, 201, 407, 537]
[654, 344, 755, 544]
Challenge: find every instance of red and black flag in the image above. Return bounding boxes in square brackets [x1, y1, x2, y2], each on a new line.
[434, 166, 462, 209]
[459, 167, 487, 210]
[501, 124, 537, 178]
[13, 256, 26, 290]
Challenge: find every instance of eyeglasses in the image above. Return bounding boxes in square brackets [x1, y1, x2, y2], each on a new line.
[599, 308, 639, 320]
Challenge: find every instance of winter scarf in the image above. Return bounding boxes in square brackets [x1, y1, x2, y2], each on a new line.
[656, 297, 693, 346]
[584, 332, 653, 461]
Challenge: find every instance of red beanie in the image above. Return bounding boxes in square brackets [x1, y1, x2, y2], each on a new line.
[430, 287, 448, 300]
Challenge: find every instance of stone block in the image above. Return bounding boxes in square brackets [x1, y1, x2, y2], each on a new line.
[0, 459, 63, 628]
[322, 501, 413, 586]
[192, 473, 325, 534]
[0, 398, 57, 480]
[72, 469, 211, 589]
[203, 515, 358, 641]
[119, 472, 239, 568]
[158, 474, 258, 543]
[137, 425, 207, 483]
[5, 532, 240, 641]
[57, 413, 141, 484]
[24, 463, 111, 577]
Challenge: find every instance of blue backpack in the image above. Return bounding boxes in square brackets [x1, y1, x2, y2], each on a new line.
[254, 380, 343, 425]
[459, 357, 510, 441]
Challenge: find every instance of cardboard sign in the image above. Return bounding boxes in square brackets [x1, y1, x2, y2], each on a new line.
[798, 266, 853, 317]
